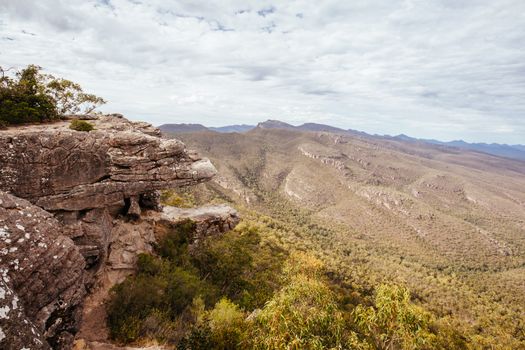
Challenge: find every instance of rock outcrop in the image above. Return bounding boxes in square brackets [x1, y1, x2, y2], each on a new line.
[0, 114, 216, 211]
[75, 205, 240, 348]
[0, 114, 238, 350]
[160, 204, 240, 244]
[106, 204, 239, 283]
[0, 191, 85, 349]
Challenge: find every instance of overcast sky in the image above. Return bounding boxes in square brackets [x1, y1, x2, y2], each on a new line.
[1, 0, 524, 143]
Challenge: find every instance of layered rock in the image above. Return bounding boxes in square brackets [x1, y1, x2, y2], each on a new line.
[0, 114, 238, 350]
[0, 191, 85, 349]
[0, 114, 217, 211]
[160, 204, 240, 244]
[0, 114, 218, 284]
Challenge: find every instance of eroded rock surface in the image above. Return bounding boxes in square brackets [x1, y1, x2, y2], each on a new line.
[0, 191, 85, 349]
[0, 114, 217, 211]
[0, 114, 238, 350]
[160, 204, 240, 244]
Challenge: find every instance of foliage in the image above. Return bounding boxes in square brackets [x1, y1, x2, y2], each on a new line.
[45, 76, 105, 115]
[107, 179, 506, 349]
[191, 221, 286, 309]
[69, 119, 94, 132]
[107, 213, 468, 349]
[354, 284, 436, 349]
[161, 189, 196, 208]
[106, 218, 284, 345]
[155, 219, 196, 266]
[106, 220, 218, 344]
[0, 64, 105, 126]
[206, 298, 246, 349]
[0, 65, 58, 125]
[246, 254, 349, 350]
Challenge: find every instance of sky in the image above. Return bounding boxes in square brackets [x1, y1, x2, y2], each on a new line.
[1, 0, 524, 143]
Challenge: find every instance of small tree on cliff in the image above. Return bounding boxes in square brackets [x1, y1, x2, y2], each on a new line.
[0, 65, 57, 124]
[0, 65, 106, 126]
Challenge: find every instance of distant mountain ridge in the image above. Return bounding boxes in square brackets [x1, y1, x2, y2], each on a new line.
[391, 134, 525, 161]
[209, 124, 254, 133]
[159, 123, 255, 134]
[158, 123, 209, 133]
[158, 120, 525, 161]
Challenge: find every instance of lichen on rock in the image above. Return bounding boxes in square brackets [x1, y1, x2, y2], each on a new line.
[0, 114, 239, 350]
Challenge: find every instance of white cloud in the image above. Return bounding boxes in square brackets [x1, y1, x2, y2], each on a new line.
[0, 0, 524, 143]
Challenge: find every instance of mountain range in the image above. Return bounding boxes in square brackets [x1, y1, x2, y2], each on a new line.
[159, 120, 525, 161]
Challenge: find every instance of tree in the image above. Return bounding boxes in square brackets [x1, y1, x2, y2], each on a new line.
[0, 65, 106, 126]
[45, 76, 106, 115]
[244, 253, 358, 350]
[0, 65, 58, 124]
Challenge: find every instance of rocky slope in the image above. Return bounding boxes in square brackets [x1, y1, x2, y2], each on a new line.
[0, 114, 238, 349]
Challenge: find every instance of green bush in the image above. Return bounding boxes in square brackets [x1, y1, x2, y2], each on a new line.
[107, 275, 168, 342]
[154, 219, 196, 269]
[69, 119, 94, 132]
[245, 254, 352, 350]
[161, 189, 196, 208]
[177, 324, 214, 350]
[191, 222, 285, 310]
[206, 298, 246, 349]
[354, 284, 437, 349]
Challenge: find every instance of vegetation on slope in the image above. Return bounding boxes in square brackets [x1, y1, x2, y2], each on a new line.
[107, 191, 473, 349]
[107, 112, 524, 349]
[169, 129, 525, 349]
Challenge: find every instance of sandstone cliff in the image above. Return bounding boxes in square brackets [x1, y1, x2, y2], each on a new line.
[0, 114, 239, 350]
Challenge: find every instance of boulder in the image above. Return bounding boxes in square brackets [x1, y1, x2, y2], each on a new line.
[0, 191, 85, 349]
[160, 205, 241, 244]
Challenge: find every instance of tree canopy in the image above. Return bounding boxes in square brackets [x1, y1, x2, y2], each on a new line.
[0, 64, 105, 127]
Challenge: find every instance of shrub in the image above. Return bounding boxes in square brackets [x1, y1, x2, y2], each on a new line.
[0, 120, 7, 130]
[69, 119, 94, 132]
[161, 189, 196, 208]
[177, 324, 214, 350]
[246, 273, 349, 350]
[106, 275, 168, 342]
[191, 222, 285, 309]
[155, 219, 196, 266]
[354, 284, 437, 349]
[207, 298, 246, 349]
[0, 65, 58, 125]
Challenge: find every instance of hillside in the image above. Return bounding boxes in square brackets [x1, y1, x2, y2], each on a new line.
[168, 127, 525, 348]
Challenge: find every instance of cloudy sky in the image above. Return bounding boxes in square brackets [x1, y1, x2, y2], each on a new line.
[1, 0, 524, 143]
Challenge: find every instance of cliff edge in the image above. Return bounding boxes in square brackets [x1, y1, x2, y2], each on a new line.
[0, 114, 239, 349]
